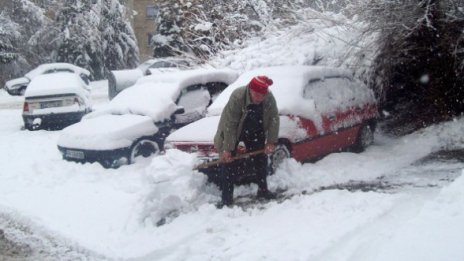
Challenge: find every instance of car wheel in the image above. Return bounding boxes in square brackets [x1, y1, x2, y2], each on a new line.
[268, 143, 291, 174]
[100, 159, 116, 169]
[129, 139, 160, 164]
[353, 124, 374, 153]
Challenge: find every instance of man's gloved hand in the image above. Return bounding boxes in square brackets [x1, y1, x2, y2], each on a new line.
[221, 151, 233, 163]
[264, 143, 275, 155]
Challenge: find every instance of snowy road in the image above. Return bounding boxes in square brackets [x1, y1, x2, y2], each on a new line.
[0, 212, 105, 261]
[0, 110, 462, 261]
[0, 157, 459, 261]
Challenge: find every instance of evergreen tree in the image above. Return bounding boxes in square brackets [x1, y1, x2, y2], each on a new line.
[100, 0, 139, 73]
[53, 0, 103, 78]
[0, 12, 19, 64]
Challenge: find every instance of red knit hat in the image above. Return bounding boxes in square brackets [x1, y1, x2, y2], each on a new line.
[248, 75, 273, 94]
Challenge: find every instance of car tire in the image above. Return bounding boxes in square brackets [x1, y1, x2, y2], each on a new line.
[24, 123, 34, 131]
[100, 159, 116, 169]
[352, 123, 374, 153]
[129, 139, 160, 164]
[268, 143, 291, 175]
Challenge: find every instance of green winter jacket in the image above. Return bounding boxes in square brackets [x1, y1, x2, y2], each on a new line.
[214, 86, 280, 154]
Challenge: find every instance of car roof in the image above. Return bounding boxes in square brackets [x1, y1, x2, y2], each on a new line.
[86, 68, 238, 122]
[137, 57, 196, 72]
[207, 65, 375, 119]
[25, 63, 90, 79]
[25, 72, 87, 98]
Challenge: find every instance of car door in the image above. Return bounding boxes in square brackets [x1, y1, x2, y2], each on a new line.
[296, 77, 347, 158]
[174, 84, 211, 126]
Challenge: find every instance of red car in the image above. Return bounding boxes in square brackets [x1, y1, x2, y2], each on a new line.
[165, 66, 378, 175]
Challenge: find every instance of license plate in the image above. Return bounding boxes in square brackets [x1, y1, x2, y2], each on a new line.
[40, 100, 62, 109]
[65, 150, 84, 159]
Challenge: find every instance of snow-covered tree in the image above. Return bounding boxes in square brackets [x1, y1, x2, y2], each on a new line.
[0, 0, 138, 82]
[150, 0, 313, 61]
[100, 0, 139, 73]
[0, 12, 19, 64]
[50, 0, 102, 77]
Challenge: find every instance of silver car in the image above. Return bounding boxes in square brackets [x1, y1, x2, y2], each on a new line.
[22, 72, 92, 130]
[5, 63, 91, 96]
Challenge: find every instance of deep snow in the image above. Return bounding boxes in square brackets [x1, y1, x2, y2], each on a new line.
[1, 7, 464, 261]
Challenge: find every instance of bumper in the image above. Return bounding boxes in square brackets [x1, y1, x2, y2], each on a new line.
[57, 145, 130, 168]
[23, 111, 86, 129]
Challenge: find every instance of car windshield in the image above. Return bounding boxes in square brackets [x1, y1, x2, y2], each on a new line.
[44, 68, 74, 74]
[149, 61, 178, 68]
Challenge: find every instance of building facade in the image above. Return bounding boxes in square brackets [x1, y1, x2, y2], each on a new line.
[126, 0, 159, 62]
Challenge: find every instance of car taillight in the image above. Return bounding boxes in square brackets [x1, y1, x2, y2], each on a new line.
[23, 102, 29, 112]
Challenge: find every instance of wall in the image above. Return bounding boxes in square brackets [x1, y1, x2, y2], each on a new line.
[127, 0, 158, 62]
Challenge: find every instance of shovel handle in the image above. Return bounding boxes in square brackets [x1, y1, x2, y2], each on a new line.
[193, 149, 265, 170]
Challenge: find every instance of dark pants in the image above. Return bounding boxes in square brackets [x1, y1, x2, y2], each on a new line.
[219, 131, 268, 205]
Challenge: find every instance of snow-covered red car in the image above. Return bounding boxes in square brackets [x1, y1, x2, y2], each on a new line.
[4, 63, 91, 96]
[57, 68, 238, 168]
[165, 66, 378, 175]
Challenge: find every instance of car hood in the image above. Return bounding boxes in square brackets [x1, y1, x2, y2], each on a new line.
[58, 114, 158, 150]
[166, 115, 310, 145]
[166, 116, 221, 143]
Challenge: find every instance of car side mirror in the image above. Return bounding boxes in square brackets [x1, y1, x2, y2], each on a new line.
[80, 74, 90, 85]
[174, 107, 185, 115]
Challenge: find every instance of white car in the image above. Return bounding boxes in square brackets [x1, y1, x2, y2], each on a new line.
[22, 72, 92, 130]
[57, 68, 238, 168]
[108, 57, 196, 100]
[5, 63, 91, 96]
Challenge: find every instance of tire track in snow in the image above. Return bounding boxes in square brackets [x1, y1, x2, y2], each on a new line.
[0, 212, 107, 261]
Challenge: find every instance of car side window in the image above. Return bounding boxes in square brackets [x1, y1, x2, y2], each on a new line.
[43, 68, 73, 74]
[175, 85, 211, 124]
[204, 82, 228, 104]
[303, 77, 353, 111]
[80, 73, 90, 85]
[177, 85, 211, 113]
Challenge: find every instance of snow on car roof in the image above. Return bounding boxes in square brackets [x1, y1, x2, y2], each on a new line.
[88, 68, 238, 122]
[207, 65, 375, 120]
[24, 72, 89, 98]
[24, 63, 90, 79]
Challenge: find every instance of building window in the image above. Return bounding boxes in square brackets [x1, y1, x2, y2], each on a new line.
[146, 5, 159, 19]
[147, 33, 153, 46]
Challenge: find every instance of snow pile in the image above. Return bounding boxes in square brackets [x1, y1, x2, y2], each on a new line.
[89, 81, 179, 121]
[139, 150, 217, 226]
[88, 68, 238, 122]
[211, 9, 373, 77]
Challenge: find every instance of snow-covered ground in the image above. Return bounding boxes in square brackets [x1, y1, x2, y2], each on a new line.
[1, 8, 463, 261]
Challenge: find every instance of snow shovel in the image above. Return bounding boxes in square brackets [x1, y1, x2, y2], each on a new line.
[193, 149, 265, 170]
